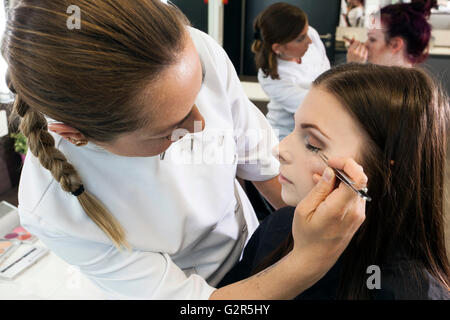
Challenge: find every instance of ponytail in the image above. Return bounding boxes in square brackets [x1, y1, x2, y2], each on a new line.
[251, 20, 280, 80]
[251, 3, 307, 80]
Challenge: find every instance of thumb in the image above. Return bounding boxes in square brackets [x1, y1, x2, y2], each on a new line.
[296, 167, 336, 218]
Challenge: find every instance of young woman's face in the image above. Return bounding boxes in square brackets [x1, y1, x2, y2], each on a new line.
[95, 34, 205, 157]
[365, 26, 397, 66]
[276, 87, 367, 206]
[276, 23, 312, 64]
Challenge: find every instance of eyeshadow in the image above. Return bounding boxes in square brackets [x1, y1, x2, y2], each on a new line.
[1, 227, 37, 244]
[0, 241, 12, 249]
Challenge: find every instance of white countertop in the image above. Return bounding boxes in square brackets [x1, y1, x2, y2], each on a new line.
[0, 240, 106, 300]
[240, 81, 269, 102]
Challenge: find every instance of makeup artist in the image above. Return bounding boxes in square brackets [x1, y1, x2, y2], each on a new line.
[4, 0, 366, 299]
[252, 2, 331, 141]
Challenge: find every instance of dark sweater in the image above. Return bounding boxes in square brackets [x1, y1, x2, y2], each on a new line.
[218, 206, 449, 300]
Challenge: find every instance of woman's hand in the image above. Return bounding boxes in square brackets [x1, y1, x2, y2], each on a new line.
[210, 157, 367, 300]
[291, 157, 367, 282]
[346, 39, 368, 63]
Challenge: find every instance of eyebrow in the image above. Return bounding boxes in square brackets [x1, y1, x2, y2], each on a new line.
[154, 108, 193, 136]
[300, 123, 331, 140]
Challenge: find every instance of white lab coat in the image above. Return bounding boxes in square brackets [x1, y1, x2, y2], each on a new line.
[17, 27, 280, 300]
[258, 27, 331, 140]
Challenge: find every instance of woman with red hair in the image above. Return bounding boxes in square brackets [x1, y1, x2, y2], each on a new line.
[347, 0, 437, 67]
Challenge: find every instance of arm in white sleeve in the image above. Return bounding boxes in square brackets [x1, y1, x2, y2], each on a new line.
[20, 212, 216, 300]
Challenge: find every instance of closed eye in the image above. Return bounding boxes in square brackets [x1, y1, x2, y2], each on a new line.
[306, 143, 321, 153]
[304, 136, 321, 153]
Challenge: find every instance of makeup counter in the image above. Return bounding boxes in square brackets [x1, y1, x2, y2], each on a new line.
[0, 201, 105, 299]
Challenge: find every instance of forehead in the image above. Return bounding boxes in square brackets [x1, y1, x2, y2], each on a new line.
[368, 24, 387, 37]
[368, 28, 382, 35]
[137, 35, 203, 134]
[295, 87, 365, 151]
[297, 21, 309, 37]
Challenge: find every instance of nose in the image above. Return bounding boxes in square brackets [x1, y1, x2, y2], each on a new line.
[273, 134, 292, 164]
[185, 104, 205, 134]
[172, 104, 205, 142]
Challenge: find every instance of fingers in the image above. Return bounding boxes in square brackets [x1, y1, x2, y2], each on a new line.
[347, 40, 368, 63]
[296, 167, 336, 221]
[312, 173, 321, 184]
[314, 157, 368, 223]
[326, 157, 368, 190]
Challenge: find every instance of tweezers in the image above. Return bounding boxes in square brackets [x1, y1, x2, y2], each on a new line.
[317, 152, 372, 202]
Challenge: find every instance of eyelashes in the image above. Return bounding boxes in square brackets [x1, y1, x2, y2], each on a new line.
[304, 136, 321, 153]
[306, 143, 321, 153]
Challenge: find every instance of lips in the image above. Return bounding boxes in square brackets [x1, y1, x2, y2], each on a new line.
[279, 173, 293, 184]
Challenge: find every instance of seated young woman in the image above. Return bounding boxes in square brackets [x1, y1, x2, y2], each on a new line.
[219, 63, 450, 300]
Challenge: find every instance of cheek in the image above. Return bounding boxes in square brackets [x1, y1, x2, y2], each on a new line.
[370, 42, 389, 59]
[286, 43, 302, 54]
[284, 152, 325, 204]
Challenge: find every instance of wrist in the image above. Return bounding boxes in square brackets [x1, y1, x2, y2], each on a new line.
[287, 248, 337, 291]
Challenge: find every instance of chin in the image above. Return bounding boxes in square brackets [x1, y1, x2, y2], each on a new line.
[281, 187, 301, 207]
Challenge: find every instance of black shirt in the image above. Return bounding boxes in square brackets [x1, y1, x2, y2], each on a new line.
[219, 206, 449, 300]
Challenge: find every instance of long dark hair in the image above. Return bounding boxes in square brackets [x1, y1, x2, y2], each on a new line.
[251, 2, 307, 80]
[253, 63, 450, 299]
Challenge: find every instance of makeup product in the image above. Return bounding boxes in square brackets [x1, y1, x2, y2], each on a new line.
[0, 240, 20, 265]
[0, 247, 49, 280]
[317, 152, 372, 202]
[342, 35, 354, 44]
[1, 226, 38, 244]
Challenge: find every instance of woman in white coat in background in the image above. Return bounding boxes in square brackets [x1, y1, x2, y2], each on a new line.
[252, 2, 331, 141]
[3, 0, 366, 299]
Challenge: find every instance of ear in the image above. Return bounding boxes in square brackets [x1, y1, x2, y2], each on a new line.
[388, 37, 404, 54]
[271, 43, 282, 55]
[48, 123, 87, 142]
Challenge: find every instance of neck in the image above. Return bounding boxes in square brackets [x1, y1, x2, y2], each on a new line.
[278, 56, 302, 64]
[390, 55, 413, 68]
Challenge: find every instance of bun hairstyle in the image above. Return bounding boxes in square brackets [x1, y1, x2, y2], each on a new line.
[251, 2, 307, 80]
[381, 0, 438, 65]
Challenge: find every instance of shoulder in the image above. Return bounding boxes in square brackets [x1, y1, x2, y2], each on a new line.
[307, 26, 327, 53]
[307, 26, 321, 40]
[187, 26, 228, 68]
[18, 132, 63, 214]
[17, 132, 119, 244]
